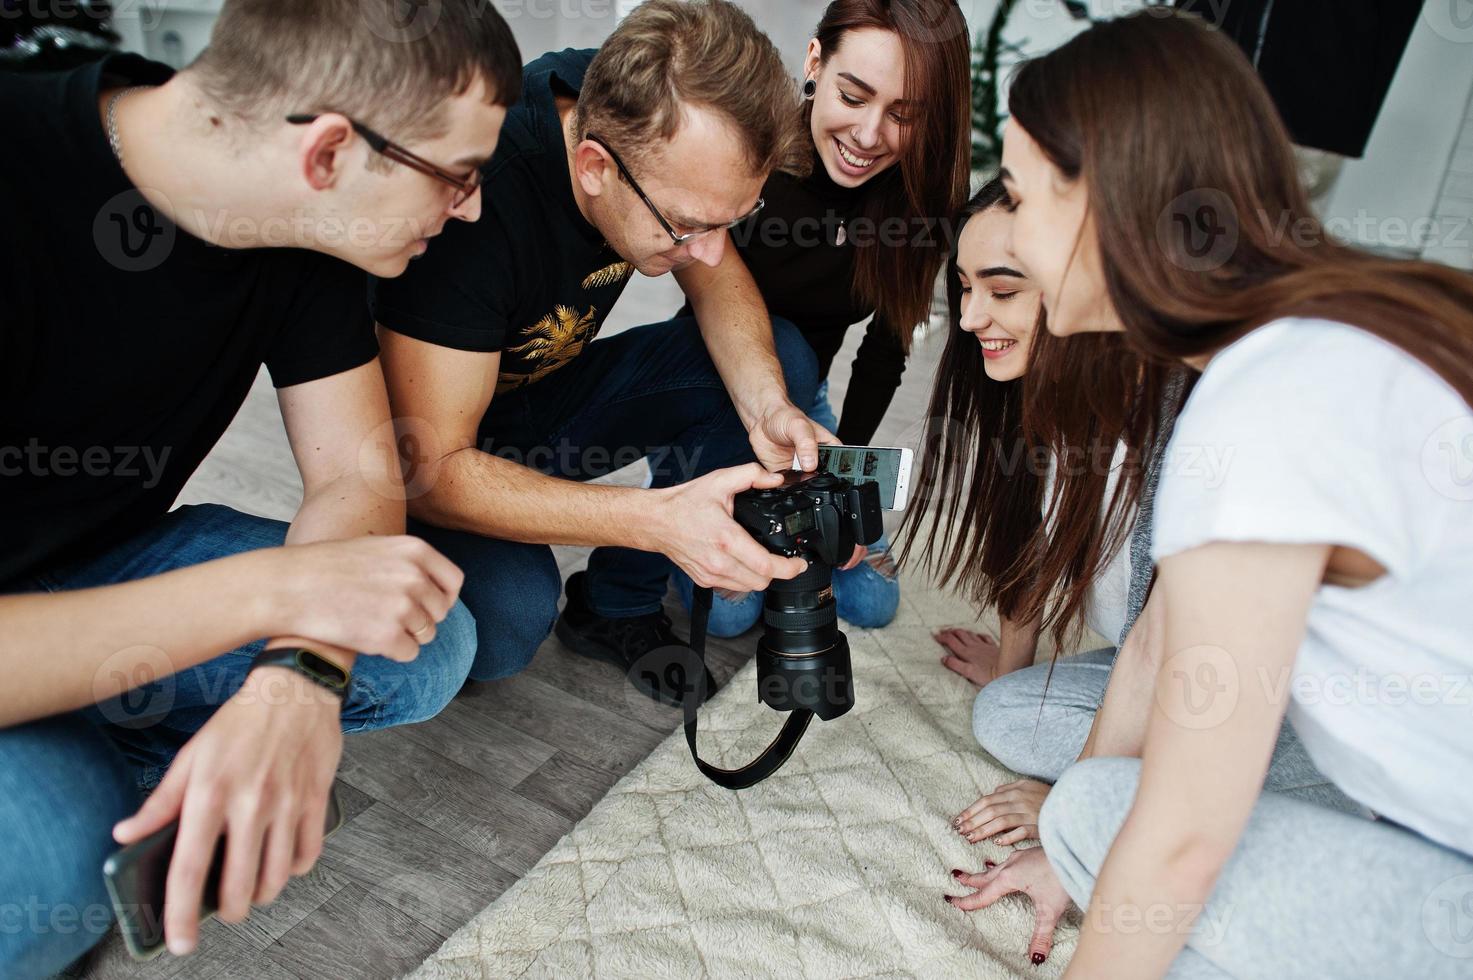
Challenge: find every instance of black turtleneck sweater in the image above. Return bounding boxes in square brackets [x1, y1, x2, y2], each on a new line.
[679, 155, 908, 445]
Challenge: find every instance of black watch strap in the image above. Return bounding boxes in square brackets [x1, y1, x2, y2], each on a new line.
[251, 648, 352, 700]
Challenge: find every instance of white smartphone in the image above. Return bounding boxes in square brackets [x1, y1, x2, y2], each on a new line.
[793, 444, 914, 510]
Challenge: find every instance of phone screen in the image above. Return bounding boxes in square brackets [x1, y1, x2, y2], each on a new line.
[814, 445, 906, 509]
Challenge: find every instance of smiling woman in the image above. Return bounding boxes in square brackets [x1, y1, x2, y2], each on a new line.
[802, 0, 971, 341]
[668, 0, 972, 638]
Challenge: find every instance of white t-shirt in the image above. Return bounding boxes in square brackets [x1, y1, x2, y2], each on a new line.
[1044, 442, 1133, 645]
[1152, 317, 1473, 857]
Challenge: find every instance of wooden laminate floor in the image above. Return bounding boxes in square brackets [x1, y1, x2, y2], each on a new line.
[64, 273, 947, 980]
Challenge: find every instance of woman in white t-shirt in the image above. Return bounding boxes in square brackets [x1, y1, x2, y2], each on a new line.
[941, 11, 1473, 977]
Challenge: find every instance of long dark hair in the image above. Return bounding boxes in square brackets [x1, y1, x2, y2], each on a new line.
[809, 0, 971, 344]
[899, 179, 1043, 620]
[1009, 10, 1473, 412]
[899, 179, 1154, 648]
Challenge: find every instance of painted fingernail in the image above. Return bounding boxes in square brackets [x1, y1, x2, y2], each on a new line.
[984, 861, 996, 869]
[1032, 952, 1046, 965]
[950, 869, 964, 879]
[943, 895, 954, 905]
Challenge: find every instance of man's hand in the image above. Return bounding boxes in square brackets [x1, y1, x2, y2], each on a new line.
[261, 536, 464, 662]
[112, 668, 343, 956]
[953, 779, 1051, 845]
[652, 464, 809, 592]
[749, 402, 837, 473]
[946, 846, 1074, 967]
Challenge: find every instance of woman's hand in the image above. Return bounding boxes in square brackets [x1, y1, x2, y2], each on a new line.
[946, 846, 1073, 967]
[953, 779, 1050, 845]
[933, 627, 1004, 686]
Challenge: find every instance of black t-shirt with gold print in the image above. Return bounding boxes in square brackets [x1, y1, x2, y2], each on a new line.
[372, 49, 633, 395]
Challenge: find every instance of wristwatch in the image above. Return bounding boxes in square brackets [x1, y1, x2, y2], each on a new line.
[251, 647, 353, 700]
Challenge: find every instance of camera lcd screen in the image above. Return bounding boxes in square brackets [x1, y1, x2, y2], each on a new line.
[815, 446, 903, 509]
[784, 510, 814, 535]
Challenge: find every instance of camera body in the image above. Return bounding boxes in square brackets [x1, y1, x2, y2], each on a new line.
[732, 472, 884, 566]
[731, 473, 885, 721]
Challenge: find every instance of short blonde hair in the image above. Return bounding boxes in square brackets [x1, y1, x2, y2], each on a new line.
[574, 0, 809, 177]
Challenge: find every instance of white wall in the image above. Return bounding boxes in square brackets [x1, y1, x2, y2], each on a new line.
[1321, 8, 1473, 257]
[111, 0, 219, 68]
[1421, 83, 1473, 271]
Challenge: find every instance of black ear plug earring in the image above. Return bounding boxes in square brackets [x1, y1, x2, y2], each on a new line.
[802, 77, 817, 101]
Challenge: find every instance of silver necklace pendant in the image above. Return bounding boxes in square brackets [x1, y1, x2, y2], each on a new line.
[835, 222, 847, 247]
[106, 86, 149, 167]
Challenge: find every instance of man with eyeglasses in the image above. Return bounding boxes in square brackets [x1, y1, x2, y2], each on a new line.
[373, 0, 834, 706]
[0, 2, 521, 973]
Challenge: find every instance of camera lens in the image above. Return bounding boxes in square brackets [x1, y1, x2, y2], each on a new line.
[762, 561, 838, 656]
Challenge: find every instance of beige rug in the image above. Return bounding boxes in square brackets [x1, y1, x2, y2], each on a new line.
[406, 576, 1084, 979]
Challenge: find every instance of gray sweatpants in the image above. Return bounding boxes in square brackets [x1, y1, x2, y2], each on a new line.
[972, 656, 1473, 977]
[971, 651, 1363, 812]
[1040, 757, 1473, 979]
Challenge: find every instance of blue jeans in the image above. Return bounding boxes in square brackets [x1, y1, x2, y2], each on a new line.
[0, 503, 477, 978]
[410, 316, 820, 681]
[672, 379, 901, 636]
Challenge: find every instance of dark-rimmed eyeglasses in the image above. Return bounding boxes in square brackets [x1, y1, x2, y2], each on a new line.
[287, 113, 482, 209]
[585, 132, 764, 245]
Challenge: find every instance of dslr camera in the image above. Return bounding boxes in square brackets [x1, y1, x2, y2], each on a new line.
[731, 472, 885, 721]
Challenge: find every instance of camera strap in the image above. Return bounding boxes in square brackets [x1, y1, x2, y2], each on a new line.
[684, 585, 813, 790]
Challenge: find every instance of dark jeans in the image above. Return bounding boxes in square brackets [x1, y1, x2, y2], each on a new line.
[0, 503, 478, 977]
[411, 316, 819, 682]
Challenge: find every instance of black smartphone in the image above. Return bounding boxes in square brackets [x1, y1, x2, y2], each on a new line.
[101, 786, 344, 961]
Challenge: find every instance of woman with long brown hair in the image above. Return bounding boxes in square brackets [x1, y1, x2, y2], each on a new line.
[672, 0, 971, 634]
[947, 11, 1473, 976]
[904, 175, 1156, 844]
[911, 176, 1351, 875]
[904, 174, 1136, 731]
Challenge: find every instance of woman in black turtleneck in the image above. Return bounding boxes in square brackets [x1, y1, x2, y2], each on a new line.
[674, 0, 972, 635]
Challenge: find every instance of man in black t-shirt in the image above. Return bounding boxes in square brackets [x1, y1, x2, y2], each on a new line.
[0, 2, 521, 973]
[373, 0, 833, 706]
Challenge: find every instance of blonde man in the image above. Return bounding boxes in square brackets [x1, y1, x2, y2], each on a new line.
[375, 0, 830, 706]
